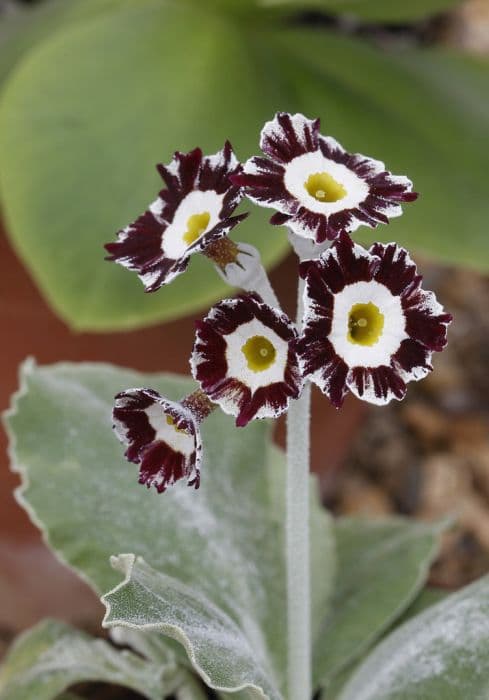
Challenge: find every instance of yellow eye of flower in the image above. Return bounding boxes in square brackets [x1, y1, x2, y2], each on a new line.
[183, 212, 211, 245]
[166, 415, 188, 434]
[241, 335, 277, 372]
[304, 172, 346, 203]
[348, 302, 385, 346]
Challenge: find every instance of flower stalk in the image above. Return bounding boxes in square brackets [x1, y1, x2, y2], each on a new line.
[286, 268, 312, 700]
[213, 242, 281, 308]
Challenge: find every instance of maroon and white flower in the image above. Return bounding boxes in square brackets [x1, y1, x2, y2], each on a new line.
[112, 388, 213, 493]
[297, 234, 452, 407]
[232, 112, 417, 244]
[105, 142, 247, 292]
[191, 294, 303, 427]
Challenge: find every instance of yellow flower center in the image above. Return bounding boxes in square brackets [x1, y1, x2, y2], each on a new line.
[241, 335, 277, 372]
[348, 302, 385, 346]
[166, 415, 188, 434]
[304, 172, 347, 203]
[183, 211, 210, 246]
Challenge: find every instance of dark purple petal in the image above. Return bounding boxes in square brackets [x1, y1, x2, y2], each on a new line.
[297, 334, 348, 408]
[232, 159, 295, 213]
[370, 242, 420, 297]
[317, 233, 378, 294]
[157, 147, 202, 203]
[105, 211, 165, 275]
[349, 366, 406, 404]
[404, 307, 452, 352]
[139, 441, 187, 494]
[270, 211, 292, 226]
[235, 372, 301, 427]
[393, 338, 433, 375]
[260, 112, 320, 164]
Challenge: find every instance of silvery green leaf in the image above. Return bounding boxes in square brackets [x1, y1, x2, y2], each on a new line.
[337, 576, 489, 700]
[0, 619, 178, 700]
[314, 518, 443, 688]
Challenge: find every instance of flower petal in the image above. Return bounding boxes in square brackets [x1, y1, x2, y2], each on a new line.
[260, 112, 320, 164]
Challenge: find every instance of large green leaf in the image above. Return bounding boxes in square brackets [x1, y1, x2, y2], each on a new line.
[0, 619, 179, 700]
[313, 518, 443, 689]
[0, 1, 288, 331]
[318, 585, 450, 700]
[338, 575, 489, 700]
[0, 0, 143, 88]
[259, 29, 489, 271]
[5, 360, 335, 699]
[1, 2, 488, 333]
[258, 0, 462, 22]
[103, 554, 280, 699]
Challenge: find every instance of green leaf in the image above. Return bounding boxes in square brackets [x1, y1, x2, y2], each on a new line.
[103, 554, 280, 699]
[313, 517, 443, 688]
[0, 1, 288, 331]
[0, 0, 142, 89]
[395, 586, 449, 627]
[337, 575, 489, 700]
[0, 619, 178, 700]
[5, 360, 335, 699]
[260, 29, 489, 271]
[109, 625, 186, 667]
[258, 0, 462, 22]
[320, 586, 450, 699]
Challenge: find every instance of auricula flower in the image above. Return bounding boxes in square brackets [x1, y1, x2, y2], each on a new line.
[232, 112, 417, 244]
[112, 388, 214, 493]
[297, 234, 452, 407]
[105, 142, 247, 292]
[191, 293, 303, 427]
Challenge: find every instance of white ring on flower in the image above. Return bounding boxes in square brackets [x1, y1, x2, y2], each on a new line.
[284, 151, 370, 215]
[157, 189, 225, 259]
[224, 319, 289, 393]
[329, 280, 407, 367]
[145, 403, 195, 457]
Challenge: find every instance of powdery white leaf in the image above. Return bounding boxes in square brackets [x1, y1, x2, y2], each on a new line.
[0, 619, 177, 700]
[337, 575, 489, 700]
[313, 517, 444, 688]
[103, 554, 279, 699]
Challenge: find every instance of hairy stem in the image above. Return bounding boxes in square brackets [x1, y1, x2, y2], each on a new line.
[286, 273, 311, 700]
[213, 241, 281, 308]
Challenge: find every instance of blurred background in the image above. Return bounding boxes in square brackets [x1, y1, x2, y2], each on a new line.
[0, 0, 488, 665]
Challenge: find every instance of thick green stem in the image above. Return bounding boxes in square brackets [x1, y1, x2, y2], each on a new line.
[286, 274, 311, 700]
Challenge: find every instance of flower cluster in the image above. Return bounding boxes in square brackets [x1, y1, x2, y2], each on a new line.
[106, 112, 451, 493]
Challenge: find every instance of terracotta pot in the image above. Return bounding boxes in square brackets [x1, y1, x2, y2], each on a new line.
[0, 225, 366, 632]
